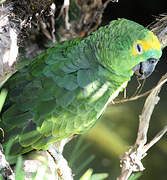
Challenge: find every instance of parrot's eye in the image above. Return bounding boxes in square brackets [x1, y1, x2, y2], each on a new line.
[135, 43, 143, 54]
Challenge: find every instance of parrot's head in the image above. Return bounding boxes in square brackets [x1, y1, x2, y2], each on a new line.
[93, 18, 162, 81]
[130, 30, 162, 79]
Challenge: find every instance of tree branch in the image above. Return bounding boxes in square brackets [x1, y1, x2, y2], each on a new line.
[117, 74, 167, 180]
[0, 144, 15, 180]
[0, 6, 18, 87]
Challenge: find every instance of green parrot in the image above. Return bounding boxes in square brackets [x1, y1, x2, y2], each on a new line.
[0, 18, 162, 156]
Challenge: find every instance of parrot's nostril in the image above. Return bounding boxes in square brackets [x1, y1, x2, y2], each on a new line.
[139, 63, 143, 75]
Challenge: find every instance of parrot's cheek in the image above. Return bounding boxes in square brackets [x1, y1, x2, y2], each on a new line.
[133, 58, 159, 79]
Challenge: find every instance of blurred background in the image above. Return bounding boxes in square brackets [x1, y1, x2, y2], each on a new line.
[63, 0, 167, 179]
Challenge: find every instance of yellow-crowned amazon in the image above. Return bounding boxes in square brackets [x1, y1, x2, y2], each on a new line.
[0, 19, 162, 157]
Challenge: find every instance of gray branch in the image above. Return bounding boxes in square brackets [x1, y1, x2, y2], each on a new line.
[0, 6, 18, 88]
[117, 74, 167, 180]
[0, 144, 15, 180]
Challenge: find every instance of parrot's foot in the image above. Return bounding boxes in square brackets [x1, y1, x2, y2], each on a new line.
[48, 139, 73, 180]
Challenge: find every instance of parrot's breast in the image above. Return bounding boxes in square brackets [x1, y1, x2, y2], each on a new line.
[96, 81, 128, 119]
[70, 80, 128, 135]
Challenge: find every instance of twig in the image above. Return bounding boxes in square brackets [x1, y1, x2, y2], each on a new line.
[57, 0, 71, 30]
[39, 19, 52, 41]
[143, 125, 167, 154]
[117, 74, 167, 180]
[113, 89, 152, 104]
[50, 3, 56, 43]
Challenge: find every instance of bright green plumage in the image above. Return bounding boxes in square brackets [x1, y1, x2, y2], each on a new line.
[0, 19, 162, 155]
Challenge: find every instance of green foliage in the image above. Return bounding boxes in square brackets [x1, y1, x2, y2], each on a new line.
[79, 169, 108, 180]
[0, 89, 7, 112]
[128, 172, 142, 180]
[68, 136, 108, 180]
[69, 136, 90, 167]
[80, 169, 94, 180]
[90, 173, 108, 180]
[15, 156, 25, 180]
[75, 155, 95, 176]
[69, 136, 95, 176]
[4, 139, 16, 164]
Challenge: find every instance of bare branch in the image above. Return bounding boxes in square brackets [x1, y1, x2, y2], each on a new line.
[113, 89, 151, 104]
[135, 74, 167, 147]
[47, 138, 74, 180]
[143, 125, 167, 154]
[0, 6, 18, 87]
[117, 74, 167, 180]
[56, 0, 71, 30]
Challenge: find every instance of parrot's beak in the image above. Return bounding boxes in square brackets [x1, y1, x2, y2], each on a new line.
[133, 58, 159, 79]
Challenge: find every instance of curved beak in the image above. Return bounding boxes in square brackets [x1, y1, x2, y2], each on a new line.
[133, 58, 159, 80]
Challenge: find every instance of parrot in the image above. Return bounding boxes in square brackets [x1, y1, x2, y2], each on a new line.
[0, 18, 162, 156]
